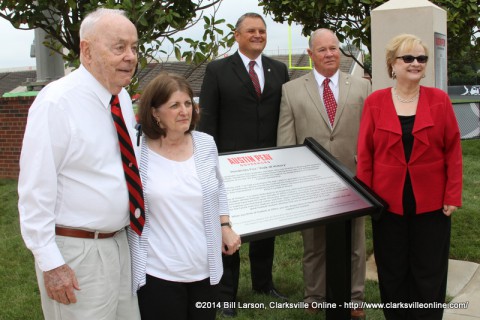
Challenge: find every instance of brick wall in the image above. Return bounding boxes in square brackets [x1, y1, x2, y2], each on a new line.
[0, 96, 35, 179]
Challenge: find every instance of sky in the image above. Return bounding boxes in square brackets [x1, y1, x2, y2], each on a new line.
[0, 0, 309, 70]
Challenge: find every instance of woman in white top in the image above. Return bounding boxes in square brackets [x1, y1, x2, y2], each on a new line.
[129, 72, 241, 320]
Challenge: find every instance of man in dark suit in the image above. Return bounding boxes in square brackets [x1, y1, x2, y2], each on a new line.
[198, 12, 290, 317]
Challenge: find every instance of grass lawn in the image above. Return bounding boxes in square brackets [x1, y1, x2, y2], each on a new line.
[0, 139, 478, 319]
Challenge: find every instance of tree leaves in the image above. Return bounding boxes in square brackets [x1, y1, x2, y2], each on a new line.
[0, 0, 235, 94]
[260, 0, 479, 83]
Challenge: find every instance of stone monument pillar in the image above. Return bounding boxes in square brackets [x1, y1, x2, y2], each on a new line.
[371, 0, 447, 91]
[33, 28, 65, 83]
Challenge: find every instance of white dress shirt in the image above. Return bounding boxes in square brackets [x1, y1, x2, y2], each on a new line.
[238, 50, 265, 92]
[313, 69, 340, 129]
[18, 65, 138, 272]
[313, 69, 340, 103]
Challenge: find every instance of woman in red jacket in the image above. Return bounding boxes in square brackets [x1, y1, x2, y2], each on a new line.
[357, 34, 462, 320]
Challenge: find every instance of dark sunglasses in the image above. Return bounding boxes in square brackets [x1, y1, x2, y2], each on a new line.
[396, 55, 428, 63]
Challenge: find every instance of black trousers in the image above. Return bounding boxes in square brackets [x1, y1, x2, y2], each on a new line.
[372, 209, 451, 320]
[218, 237, 275, 302]
[138, 275, 218, 320]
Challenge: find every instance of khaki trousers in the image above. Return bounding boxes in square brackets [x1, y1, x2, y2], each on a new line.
[35, 229, 140, 320]
[302, 216, 366, 303]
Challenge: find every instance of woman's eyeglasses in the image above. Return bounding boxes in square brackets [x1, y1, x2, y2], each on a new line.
[396, 55, 428, 64]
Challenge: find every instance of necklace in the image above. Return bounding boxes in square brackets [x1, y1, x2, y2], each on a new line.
[393, 87, 419, 103]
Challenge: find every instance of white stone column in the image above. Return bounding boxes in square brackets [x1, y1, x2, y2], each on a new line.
[371, 0, 447, 91]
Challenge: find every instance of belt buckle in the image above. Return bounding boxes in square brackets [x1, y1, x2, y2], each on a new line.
[94, 231, 100, 239]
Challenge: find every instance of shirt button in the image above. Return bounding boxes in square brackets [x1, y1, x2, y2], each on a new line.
[134, 208, 141, 219]
[330, 136, 334, 141]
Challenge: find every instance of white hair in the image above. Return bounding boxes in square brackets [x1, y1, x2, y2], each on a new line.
[79, 8, 128, 40]
[308, 28, 339, 49]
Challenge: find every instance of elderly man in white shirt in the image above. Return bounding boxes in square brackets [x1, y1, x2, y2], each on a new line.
[18, 8, 141, 320]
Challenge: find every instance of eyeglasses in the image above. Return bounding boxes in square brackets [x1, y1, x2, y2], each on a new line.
[396, 55, 428, 64]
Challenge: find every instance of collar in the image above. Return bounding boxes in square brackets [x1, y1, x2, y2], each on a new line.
[78, 64, 115, 110]
[238, 51, 263, 70]
[313, 69, 340, 88]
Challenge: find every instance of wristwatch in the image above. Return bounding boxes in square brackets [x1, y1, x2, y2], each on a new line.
[221, 221, 232, 228]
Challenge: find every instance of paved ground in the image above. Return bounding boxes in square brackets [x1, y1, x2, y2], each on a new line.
[366, 256, 480, 319]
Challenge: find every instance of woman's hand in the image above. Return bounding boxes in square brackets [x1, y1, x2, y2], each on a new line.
[443, 204, 457, 216]
[221, 226, 241, 255]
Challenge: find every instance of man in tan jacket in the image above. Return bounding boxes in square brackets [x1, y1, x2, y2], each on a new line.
[277, 28, 371, 319]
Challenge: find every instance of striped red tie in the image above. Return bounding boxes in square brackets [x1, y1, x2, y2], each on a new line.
[110, 95, 145, 236]
[248, 61, 261, 98]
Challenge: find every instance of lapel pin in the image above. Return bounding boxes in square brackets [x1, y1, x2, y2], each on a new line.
[268, 69, 271, 72]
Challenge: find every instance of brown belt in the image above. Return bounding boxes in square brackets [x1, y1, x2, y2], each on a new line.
[55, 226, 119, 239]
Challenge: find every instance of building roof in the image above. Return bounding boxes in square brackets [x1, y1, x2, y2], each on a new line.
[0, 70, 37, 97]
[0, 53, 358, 97]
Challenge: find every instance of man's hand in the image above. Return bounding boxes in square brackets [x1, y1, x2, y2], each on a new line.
[44, 264, 80, 305]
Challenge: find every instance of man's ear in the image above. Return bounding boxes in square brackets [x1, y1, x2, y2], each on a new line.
[80, 40, 91, 64]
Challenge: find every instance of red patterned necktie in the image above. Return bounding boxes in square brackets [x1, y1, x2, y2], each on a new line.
[248, 61, 261, 97]
[110, 95, 145, 236]
[323, 78, 337, 126]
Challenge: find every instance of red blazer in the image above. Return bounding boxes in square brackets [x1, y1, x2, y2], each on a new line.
[357, 86, 462, 215]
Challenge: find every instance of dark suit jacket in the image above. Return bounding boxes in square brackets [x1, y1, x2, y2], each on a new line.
[198, 51, 290, 152]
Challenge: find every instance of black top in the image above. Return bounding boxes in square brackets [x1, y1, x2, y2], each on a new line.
[399, 115, 416, 214]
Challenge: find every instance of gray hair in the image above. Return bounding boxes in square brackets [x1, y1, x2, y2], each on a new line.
[308, 28, 339, 49]
[235, 12, 266, 31]
[80, 8, 128, 40]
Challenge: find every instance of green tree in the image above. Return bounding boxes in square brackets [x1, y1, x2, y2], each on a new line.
[0, 0, 235, 91]
[449, 58, 480, 85]
[259, 0, 479, 79]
